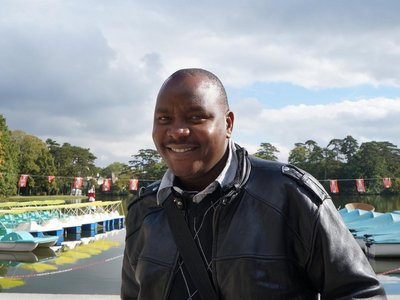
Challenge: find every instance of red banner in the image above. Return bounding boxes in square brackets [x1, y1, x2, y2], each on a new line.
[18, 175, 28, 188]
[48, 176, 55, 183]
[129, 179, 139, 191]
[329, 180, 339, 193]
[355, 179, 365, 193]
[73, 177, 83, 189]
[383, 177, 392, 189]
[102, 178, 111, 191]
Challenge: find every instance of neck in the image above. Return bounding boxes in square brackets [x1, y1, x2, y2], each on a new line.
[176, 149, 229, 191]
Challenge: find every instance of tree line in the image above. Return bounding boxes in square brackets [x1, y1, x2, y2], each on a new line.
[127, 138, 400, 195]
[1, 114, 399, 196]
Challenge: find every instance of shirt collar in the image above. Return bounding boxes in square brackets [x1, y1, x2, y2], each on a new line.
[157, 140, 239, 205]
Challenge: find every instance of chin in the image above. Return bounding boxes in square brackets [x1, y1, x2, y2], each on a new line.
[171, 167, 204, 179]
[172, 169, 197, 178]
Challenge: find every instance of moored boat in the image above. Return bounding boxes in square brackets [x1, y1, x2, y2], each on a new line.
[0, 231, 58, 252]
[366, 233, 400, 258]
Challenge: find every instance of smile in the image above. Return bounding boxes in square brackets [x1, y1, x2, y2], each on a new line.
[169, 147, 192, 153]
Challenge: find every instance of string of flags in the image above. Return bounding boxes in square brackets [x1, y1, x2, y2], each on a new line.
[326, 178, 393, 194]
[17, 174, 141, 191]
[13, 173, 396, 194]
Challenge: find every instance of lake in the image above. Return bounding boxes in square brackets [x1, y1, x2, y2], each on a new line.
[332, 194, 400, 212]
[1, 195, 400, 296]
[0, 229, 125, 295]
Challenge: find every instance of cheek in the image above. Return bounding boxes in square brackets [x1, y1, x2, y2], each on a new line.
[152, 127, 162, 145]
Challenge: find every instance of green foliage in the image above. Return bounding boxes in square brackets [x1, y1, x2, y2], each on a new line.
[0, 116, 19, 196]
[46, 139, 99, 194]
[47, 140, 98, 177]
[101, 162, 130, 178]
[11, 131, 57, 195]
[100, 162, 131, 194]
[288, 140, 324, 178]
[286, 136, 400, 195]
[129, 149, 167, 181]
[253, 143, 279, 161]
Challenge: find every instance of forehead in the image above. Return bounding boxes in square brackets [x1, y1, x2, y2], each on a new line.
[156, 75, 221, 109]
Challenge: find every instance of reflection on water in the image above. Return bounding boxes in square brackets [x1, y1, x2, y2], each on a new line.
[332, 194, 400, 212]
[369, 257, 400, 275]
[0, 229, 125, 294]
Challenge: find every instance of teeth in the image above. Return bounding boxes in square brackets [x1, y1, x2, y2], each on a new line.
[170, 147, 191, 153]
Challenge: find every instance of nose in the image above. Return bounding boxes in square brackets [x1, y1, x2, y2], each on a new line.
[167, 123, 190, 140]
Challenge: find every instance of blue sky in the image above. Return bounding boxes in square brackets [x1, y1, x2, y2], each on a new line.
[1, 1, 400, 166]
[229, 83, 400, 108]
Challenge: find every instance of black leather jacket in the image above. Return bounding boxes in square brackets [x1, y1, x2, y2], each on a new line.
[121, 151, 386, 299]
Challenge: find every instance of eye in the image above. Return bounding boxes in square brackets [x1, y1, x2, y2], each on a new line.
[157, 115, 171, 124]
[189, 114, 207, 123]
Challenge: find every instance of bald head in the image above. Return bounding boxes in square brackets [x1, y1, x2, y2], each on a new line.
[157, 68, 229, 111]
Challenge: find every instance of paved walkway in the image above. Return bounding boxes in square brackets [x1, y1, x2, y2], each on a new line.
[2, 275, 400, 299]
[2, 293, 400, 299]
[1, 294, 119, 299]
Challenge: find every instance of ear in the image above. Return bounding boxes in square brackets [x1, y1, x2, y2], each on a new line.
[225, 111, 234, 138]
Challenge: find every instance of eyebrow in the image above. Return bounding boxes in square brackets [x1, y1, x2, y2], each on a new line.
[154, 104, 207, 113]
[154, 107, 169, 114]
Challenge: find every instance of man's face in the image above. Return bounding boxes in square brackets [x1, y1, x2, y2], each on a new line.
[152, 74, 234, 188]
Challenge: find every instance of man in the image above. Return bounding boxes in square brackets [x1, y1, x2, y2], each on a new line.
[121, 68, 386, 299]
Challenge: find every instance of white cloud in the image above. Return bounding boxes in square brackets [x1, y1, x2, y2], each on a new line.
[1, 1, 400, 167]
[233, 97, 400, 162]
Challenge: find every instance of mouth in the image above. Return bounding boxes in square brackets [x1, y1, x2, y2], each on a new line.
[169, 147, 193, 153]
[164, 143, 197, 154]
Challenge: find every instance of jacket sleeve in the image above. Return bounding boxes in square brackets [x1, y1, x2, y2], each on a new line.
[306, 199, 387, 299]
[121, 247, 139, 299]
[121, 205, 139, 300]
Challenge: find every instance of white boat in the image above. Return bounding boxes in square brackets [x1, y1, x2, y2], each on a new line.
[0, 232, 38, 251]
[0, 231, 58, 252]
[365, 233, 400, 258]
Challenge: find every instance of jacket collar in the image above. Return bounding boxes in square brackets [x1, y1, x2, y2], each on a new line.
[156, 141, 249, 206]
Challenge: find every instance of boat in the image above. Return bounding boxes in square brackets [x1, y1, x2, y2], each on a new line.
[0, 231, 59, 252]
[345, 202, 375, 211]
[346, 212, 398, 233]
[0, 231, 38, 251]
[338, 210, 400, 251]
[365, 233, 400, 258]
[340, 209, 382, 226]
[353, 218, 400, 239]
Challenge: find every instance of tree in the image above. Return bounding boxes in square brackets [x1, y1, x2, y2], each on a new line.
[253, 143, 279, 161]
[326, 139, 344, 162]
[129, 149, 167, 181]
[11, 131, 56, 195]
[341, 135, 359, 162]
[47, 140, 98, 176]
[347, 141, 400, 193]
[288, 143, 308, 169]
[0, 115, 19, 196]
[288, 140, 324, 178]
[46, 140, 99, 194]
[101, 162, 132, 194]
[324, 138, 347, 180]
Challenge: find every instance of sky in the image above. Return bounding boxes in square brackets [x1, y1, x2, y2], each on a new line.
[1, 0, 400, 167]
